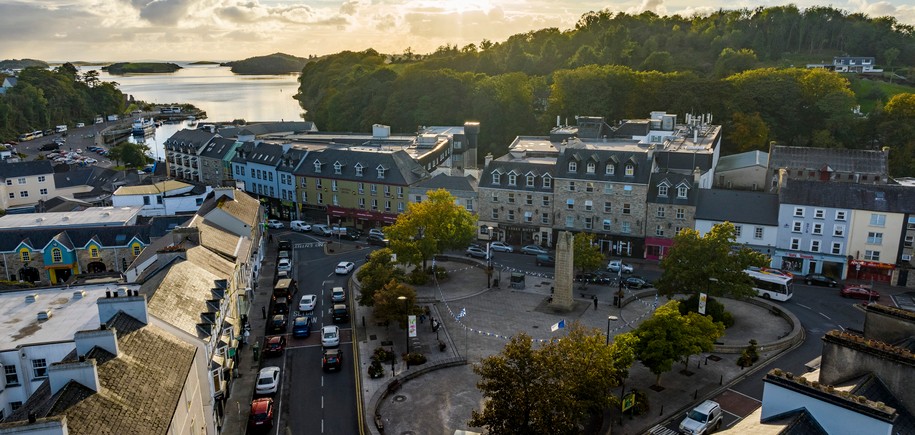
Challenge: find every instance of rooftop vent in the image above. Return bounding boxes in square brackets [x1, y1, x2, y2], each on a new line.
[73, 290, 86, 299]
[25, 293, 38, 303]
[37, 310, 52, 321]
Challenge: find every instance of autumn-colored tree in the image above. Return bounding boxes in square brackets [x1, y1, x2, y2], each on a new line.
[371, 279, 418, 327]
[573, 233, 605, 275]
[385, 189, 475, 270]
[355, 248, 404, 306]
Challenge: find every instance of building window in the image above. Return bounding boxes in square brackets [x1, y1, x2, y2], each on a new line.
[507, 210, 515, 221]
[568, 181, 575, 192]
[835, 210, 847, 221]
[90, 246, 99, 258]
[334, 162, 342, 174]
[492, 173, 501, 184]
[314, 161, 322, 172]
[542, 175, 552, 188]
[676, 208, 685, 219]
[810, 240, 821, 252]
[316, 179, 323, 189]
[507, 193, 515, 204]
[566, 199, 574, 210]
[132, 244, 141, 256]
[656, 225, 664, 236]
[621, 222, 631, 233]
[370, 184, 375, 194]
[40, 188, 48, 195]
[5, 365, 19, 386]
[331, 180, 338, 192]
[622, 203, 630, 215]
[867, 232, 883, 245]
[584, 200, 593, 211]
[586, 183, 594, 193]
[754, 227, 763, 239]
[8, 193, 13, 199]
[658, 185, 668, 197]
[864, 250, 880, 261]
[568, 161, 577, 172]
[812, 223, 823, 235]
[656, 207, 665, 218]
[466, 199, 473, 211]
[565, 216, 574, 227]
[586, 162, 595, 174]
[625, 164, 634, 176]
[491, 209, 498, 219]
[355, 164, 364, 177]
[584, 217, 593, 229]
[526, 176, 534, 187]
[268, 172, 273, 182]
[526, 195, 533, 205]
[542, 196, 550, 206]
[317, 192, 324, 204]
[833, 225, 845, 237]
[385, 201, 391, 212]
[792, 221, 802, 233]
[623, 185, 633, 195]
[397, 187, 403, 198]
[333, 194, 339, 206]
[831, 242, 842, 255]
[790, 238, 800, 250]
[371, 199, 378, 210]
[19, 191, 28, 198]
[52, 248, 62, 263]
[384, 185, 390, 196]
[541, 213, 549, 224]
[32, 359, 48, 378]
[491, 193, 498, 202]
[604, 202, 612, 213]
[734, 226, 742, 237]
[903, 235, 913, 248]
[508, 174, 517, 186]
[524, 211, 533, 223]
[358, 183, 365, 194]
[18, 177, 26, 185]
[377, 167, 386, 179]
[603, 183, 613, 194]
[10, 402, 22, 411]
[359, 198, 365, 209]
[870, 214, 886, 227]
[814, 209, 825, 219]
[793, 207, 804, 217]
[606, 164, 615, 175]
[677, 186, 688, 198]
[603, 219, 612, 231]
[301, 192, 308, 203]
[398, 202, 405, 212]
[38, 176, 46, 182]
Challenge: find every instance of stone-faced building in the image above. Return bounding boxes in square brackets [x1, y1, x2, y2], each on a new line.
[477, 154, 556, 247]
[410, 173, 478, 213]
[163, 129, 218, 183]
[644, 171, 699, 260]
[197, 137, 240, 187]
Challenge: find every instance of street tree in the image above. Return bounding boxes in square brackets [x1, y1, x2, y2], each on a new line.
[385, 189, 475, 270]
[109, 142, 150, 168]
[371, 279, 418, 327]
[632, 300, 724, 386]
[355, 248, 405, 306]
[654, 222, 768, 299]
[573, 233, 604, 275]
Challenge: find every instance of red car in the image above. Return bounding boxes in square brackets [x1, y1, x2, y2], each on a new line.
[840, 285, 880, 301]
[248, 397, 274, 430]
[263, 336, 286, 357]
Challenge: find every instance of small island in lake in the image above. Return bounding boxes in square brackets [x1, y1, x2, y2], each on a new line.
[189, 61, 221, 65]
[0, 58, 49, 70]
[103, 62, 182, 74]
[222, 52, 310, 74]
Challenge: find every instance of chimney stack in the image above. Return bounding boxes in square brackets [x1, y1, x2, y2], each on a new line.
[693, 166, 702, 185]
[75, 325, 119, 357]
[97, 288, 148, 325]
[484, 153, 493, 169]
[49, 358, 100, 396]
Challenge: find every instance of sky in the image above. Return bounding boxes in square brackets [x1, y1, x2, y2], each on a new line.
[1, 0, 913, 63]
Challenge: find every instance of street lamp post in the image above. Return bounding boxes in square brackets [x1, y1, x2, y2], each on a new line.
[606, 315, 619, 345]
[398, 295, 409, 369]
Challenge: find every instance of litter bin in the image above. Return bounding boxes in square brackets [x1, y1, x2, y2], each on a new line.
[510, 272, 525, 289]
[492, 278, 499, 288]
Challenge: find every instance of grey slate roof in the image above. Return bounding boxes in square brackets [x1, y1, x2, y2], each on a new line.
[296, 147, 430, 186]
[0, 160, 53, 179]
[717, 150, 769, 172]
[235, 121, 315, 137]
[0, 215, 188, 252]
[779, 179, 915, 213]
[36, 196, 93, 213]
[6, 312, 196, 435]
[139, 259, 226, 340]
[478, 159, 555, 192]
[53, 167, 133, 191]
[163, 128, 217, 153]
[695, 189, 780, 225]
[851, 374, 915, 434]
[198, 137, 238, 160]
[231, 141, 287, 167]
[646, 172, 698, 206]
[414, 173, 476, 192]
[555, 145, 652, 184]
[769, 145, 887, 175]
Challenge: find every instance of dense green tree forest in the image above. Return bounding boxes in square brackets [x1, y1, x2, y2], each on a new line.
[295, 6, 915, 176]
[0, 63, 125, 141]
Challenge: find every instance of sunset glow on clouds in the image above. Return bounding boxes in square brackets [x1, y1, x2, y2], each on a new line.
[0, 0, 912, 62]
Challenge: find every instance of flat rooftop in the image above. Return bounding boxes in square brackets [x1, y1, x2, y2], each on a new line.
[0, 284, 139, 349]
[0, 206, 143, 229]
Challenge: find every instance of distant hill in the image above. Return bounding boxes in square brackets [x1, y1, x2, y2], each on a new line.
[222, 53, 310, 74]
[189, 61, 220, 65]
[103, 62, 182, 74]
[0, 58, 49, 70]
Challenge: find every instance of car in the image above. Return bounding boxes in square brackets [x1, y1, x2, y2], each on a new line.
[322, 348, 344, 371]
[576, 272, 613, 285]
[466, 246, 487, 259]
[489, 241, 514, 253]
[266, 219, 284, 229]
[269, 314, 287, 333]
[278, 250, 290, 260]
[290, 220, 311, 232]
[272, 301, 289, 315]
[369, 228, 385, 238]
[607, 260, 634, 274]
[299, 294, 317, 312]
[623, 276, 652, 289]
[335, 261, 355, 275]
[322, 325, 340, 347]
[76, 122, 85, 128]
[292, 316, 314, 338]
[332, 287, 346, 302]
[263, 335, 287, 356]
[804, 273, 838, 287]
[841, 285, 880, 301]
[520, 245, 549, 255]
[248, 397, 274, 430]
[333, 304, 349, 323]
[367, 234, 389, 247]
[679, 400, 723, 435]
[536, 254, 555, 267]
[255, 366, 281, 395]
[39, 143, 59, 152]
[277, 240, 292, 252]
[277, 258, 292, 273]
[311, 224, 332, 236]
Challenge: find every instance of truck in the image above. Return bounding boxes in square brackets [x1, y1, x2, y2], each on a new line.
[273, 278, 296, 302]
[55, 125, 68, 133]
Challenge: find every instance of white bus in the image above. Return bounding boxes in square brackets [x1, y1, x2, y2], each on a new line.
[744, 269, 793, 302]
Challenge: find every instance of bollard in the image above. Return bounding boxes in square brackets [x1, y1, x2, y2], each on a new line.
[719, 374, 723, 385]
[694, 389, 698, 399]
[698, 359, 701, 369]
[253, 342, 260, 362]
[659, 404, 664, 416]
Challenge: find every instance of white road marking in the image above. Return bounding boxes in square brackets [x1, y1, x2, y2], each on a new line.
[796, 303, 812, 309]
[819, 312, 832, 321]
[727, 388, 762, 403]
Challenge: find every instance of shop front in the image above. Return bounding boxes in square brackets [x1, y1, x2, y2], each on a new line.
[591, 234, 643, 258]
[644, 237, 674, 261]
[502, 224, 539, 246]
[847, 259, 895, 284]
[773, 250, 847, 279]
[326, 205, 397, 230]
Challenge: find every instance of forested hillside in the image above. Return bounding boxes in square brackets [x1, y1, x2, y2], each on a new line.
[295, 6, 915, 176]
[0, 63, 125, 140]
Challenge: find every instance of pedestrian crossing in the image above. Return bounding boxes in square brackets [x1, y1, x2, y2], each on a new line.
[647, 424, 678, 435]
[293, 242, 326, 249]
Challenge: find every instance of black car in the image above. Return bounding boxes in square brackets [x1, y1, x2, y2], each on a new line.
[278, 240, 292, 252]
[804, 273, 838, 287]
[367, 234, 389, 247]
[270, 314, 287, 333]
[575, 272, 613, 285]
[623, 276, 652, 289]
[39, 143, 60, 152]
[535, 254, 555, 267]
[272, 301, 289, 315]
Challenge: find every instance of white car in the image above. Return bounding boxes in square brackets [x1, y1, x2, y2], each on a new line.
[368, 228, 385, 238]
[277, 258, 292, 273]
[290, 220, 311, 232]
[321, 325, 340, 348]
[267, 219, 284, 229]
[255, 366, 281, 395]
[489, 241, 514, 253]
[299, 294, 317, 312]
[607, 260, 634, 274]
[335, 261, 355, 275]
[331, 287, 346, 302]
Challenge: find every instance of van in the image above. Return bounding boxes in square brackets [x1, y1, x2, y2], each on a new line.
[312, 224, 332, 236]
[75, 122, 85, 128]
[55, 125, 68, 133]
[332, 304, 349, 323]
[290, 221, 311, 232]
[273, 278, 296, 302]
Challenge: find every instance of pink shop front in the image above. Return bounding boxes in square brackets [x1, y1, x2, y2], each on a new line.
[644, 237, 674, 261]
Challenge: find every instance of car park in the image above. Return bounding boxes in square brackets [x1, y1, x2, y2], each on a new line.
[263, 336, 287, 356]
[367, 234, 389, 247]
[489, 241, 514, 253]
[248, 398, 274, 430]
[466, 246, 487, 259]
[520, 245, 549, 255]
[255, 366, 281, 395]
[840, 285, 880, 301]
[679, 400, 722, 435]
[270, 314, 287, 333]
[623, 276, 652, 289]
[290, 221, 311, 232]
[335, 261, 355, 275]
[607, 260, 634, 274]
[535, 254, 555, 267]
[267, 219, 284, 229]
[804, 273, 838, 287]
[292, 316, 314, 338]
[299, 294, 317, 312]
[332, 287, 346, 302]
[277, 258, 292, 273]
[322, 325, 340, 347]
[322, 348, 343, 371]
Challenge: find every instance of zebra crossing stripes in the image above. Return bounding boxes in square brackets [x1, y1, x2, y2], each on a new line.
[647, 424, 679, 435]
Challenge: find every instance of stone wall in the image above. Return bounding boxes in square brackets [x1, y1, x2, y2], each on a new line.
[554, 180, 648, 238]
[645, 204, 696, 240]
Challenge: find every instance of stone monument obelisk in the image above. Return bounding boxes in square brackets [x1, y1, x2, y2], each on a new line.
[551, 231, 575, 311]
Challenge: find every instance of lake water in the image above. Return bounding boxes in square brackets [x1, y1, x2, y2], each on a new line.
[78, 63, 304, 160]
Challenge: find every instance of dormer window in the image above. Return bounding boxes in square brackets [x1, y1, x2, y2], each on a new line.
[508, 173, 517, 186]
[606, 165, 615, 175]
[625, 164, 634, 176]
[376, 165, 386, 179]
[355, 163, 364, 177]
[677, 186, 688, 198]
[542, 174, 552, 188]
[313, 160, 322, 173]
[492, 172, 501, 184]
[658, 185, 668, 197]
[334, 162, 342, 174]
[586, 162, 596, 174]
[568, 162, 577, 172]
[526, 175, 534, 187]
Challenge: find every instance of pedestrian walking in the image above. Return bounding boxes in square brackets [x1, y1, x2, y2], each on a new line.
[594, 297, 598, 310]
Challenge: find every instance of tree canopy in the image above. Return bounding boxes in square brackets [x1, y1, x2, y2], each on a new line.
[371, 279, 418, 326]
[654, 223, 768, 299]
[355, 248, 405, 306]
[573, 233, 605, 274]
[385, 189, 476, 269]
